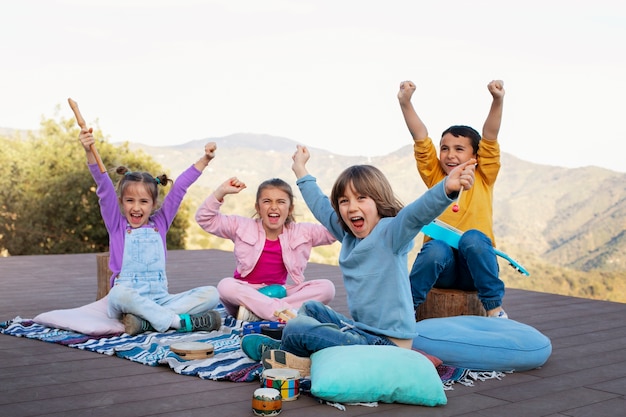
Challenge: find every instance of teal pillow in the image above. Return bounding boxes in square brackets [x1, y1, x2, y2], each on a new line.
[310, 345, 447, 406]
[413, 316, 552, 372]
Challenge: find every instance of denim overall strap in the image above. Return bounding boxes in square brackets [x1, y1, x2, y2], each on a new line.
[116, 224, 168, 296]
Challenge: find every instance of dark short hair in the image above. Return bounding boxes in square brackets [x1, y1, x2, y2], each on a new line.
[441, 125, 481, 154]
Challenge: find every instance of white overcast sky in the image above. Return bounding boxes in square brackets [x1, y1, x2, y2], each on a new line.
[1, 0, 625, 172]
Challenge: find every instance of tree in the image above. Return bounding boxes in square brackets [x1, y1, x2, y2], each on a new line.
[0, 114, 189, 255]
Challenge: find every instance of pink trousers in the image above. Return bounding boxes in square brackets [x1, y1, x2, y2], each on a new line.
[217, 277, 336, 320]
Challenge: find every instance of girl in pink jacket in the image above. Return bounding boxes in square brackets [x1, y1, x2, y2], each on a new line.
[196, 177, 336, 322]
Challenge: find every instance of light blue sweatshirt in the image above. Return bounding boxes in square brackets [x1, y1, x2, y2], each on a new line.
[296, 174, 455, 340]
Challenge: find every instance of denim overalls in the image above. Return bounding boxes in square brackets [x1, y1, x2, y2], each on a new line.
[107, 225, 219, 332]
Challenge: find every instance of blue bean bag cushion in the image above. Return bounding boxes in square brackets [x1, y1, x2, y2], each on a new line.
[413, 316, 552, 372]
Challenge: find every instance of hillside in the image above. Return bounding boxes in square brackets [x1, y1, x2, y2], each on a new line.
[129, 133, 626, 303]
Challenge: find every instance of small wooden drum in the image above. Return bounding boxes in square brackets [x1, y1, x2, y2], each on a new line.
[169, 342, 214, 360]
[251, 388, 282, 416]
[261, 368, 301, 401]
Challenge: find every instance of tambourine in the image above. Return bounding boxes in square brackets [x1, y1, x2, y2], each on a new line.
[169, 341, 214, 360]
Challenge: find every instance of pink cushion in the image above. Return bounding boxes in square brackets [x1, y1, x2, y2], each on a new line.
[33, 296, 124, 336]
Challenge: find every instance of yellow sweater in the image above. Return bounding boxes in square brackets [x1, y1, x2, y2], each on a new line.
[414, 137, 500, 246]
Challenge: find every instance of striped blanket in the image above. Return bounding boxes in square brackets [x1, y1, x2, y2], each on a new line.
[0, 309, 262, 382]
[0, 311, 484, 387]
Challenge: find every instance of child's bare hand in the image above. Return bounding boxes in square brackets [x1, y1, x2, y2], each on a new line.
[292, 145, 309, 166]
[397, 80, 416, 103]
[219, 177, 246, 196]
[292, 145, 309, 165]
[204, 142, 217, 161]
[446, 159, 476, 194]
[78, 127, 94, 152]
[291, 145, 310, 179]
[487, 80, 505, 99]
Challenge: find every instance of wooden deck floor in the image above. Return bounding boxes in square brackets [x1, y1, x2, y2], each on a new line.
[1, 249, 625, 417]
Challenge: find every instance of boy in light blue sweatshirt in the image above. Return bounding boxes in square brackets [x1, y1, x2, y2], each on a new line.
[241, 145, 475, 376]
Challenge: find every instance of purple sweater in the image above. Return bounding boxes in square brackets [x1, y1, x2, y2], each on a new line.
[89, 163, 202, 287]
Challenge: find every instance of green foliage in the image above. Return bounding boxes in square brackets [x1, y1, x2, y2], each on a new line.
[0, 115, 188, 255]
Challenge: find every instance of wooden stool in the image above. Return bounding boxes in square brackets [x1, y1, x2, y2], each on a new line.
[96, 252, 112, 300]
[416, 288, 486, 321]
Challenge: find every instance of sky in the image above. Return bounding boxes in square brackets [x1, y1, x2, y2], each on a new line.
[1, 0, 625, 172]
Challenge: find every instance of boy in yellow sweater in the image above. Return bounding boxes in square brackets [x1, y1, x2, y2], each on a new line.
[397, 79, 507, 318]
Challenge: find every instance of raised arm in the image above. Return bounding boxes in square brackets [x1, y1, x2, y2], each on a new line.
[292, 146, 344, 240]
[291, 145, 311, 179]
[212, 177, 247, 202]
[193, 142, 217, 172]
[482, 80, 505, 141]
[78, 127, 103, 167]
[397, 80, 428, 142]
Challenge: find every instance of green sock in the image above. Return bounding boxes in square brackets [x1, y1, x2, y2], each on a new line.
[177, 314, 192, 332]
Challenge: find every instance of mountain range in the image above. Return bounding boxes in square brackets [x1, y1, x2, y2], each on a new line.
[129, 133, 626, 276]
[4, 123, 625, 301]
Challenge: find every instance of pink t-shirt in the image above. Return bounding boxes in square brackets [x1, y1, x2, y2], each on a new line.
[234, 239, 288, 285]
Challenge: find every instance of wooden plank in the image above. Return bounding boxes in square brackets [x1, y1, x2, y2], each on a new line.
[1, 250, 626, 416]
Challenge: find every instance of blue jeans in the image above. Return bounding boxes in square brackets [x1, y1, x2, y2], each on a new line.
[410, 229, 504, 312]
[280, 301, 395, 357]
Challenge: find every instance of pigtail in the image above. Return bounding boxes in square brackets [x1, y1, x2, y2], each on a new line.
[116, 166, 130, 176]
[114, 167, 170, 202]
[155, 174, 172, 187]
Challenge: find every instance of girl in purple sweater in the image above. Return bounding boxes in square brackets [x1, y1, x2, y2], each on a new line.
[79, 128, 221, 336]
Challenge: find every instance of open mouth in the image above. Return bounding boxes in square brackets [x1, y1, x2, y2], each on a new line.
[350, 216, 364, 229]
[268, 213, 281, 224]
[444, 162, 458, 173]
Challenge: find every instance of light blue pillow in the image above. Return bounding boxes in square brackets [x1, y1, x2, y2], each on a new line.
[413, 316, 552, 372]
[310, 345, 447, 406]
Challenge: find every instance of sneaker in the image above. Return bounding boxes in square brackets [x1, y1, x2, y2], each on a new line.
[490, 309, 509, 319]
[122, 313, 154, 335]
[262, 349, 311, 378]
[240, 334, 281, 361]
[237, 305, 262, 322]
[179, 310, 222, 332]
